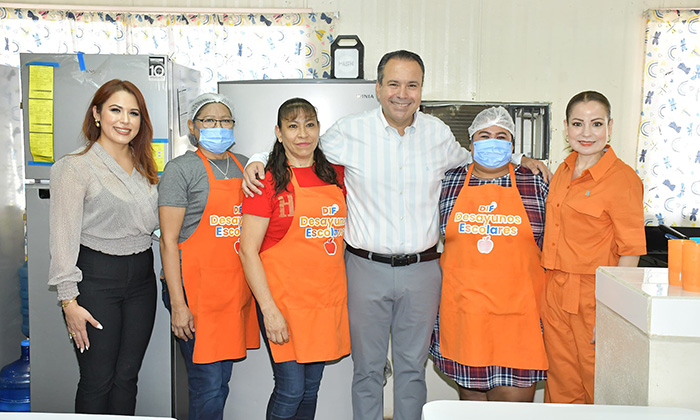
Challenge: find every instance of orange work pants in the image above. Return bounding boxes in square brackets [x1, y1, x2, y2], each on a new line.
[541, 270, 595, 404]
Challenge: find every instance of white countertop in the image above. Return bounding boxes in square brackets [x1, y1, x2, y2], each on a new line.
[422, 400, 700, 419]
[596, 267, 700, 338]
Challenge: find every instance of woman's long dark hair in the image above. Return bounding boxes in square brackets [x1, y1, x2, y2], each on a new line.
[266, 98, 342, 196]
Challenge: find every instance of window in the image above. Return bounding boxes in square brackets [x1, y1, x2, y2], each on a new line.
[0, 8, 338, 91]
[637, 9, 700, 227]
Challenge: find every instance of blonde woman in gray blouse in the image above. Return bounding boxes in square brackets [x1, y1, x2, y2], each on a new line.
[48, 79, 159, 415]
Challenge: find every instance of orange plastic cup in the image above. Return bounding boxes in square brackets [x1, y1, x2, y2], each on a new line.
[681, 240, 700, 293]
[668, 239, 691, 286]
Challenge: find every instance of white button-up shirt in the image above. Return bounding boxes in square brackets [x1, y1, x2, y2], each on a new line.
[320, 107, 468, 254]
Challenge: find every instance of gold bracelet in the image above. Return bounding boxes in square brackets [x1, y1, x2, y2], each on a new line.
[61, 298, 76, 309]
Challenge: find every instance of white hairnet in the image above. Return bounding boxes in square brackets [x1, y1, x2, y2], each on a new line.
[468, 106, 515, 139]
[188, 93, 235, 146]
[189, 92, 234, 121]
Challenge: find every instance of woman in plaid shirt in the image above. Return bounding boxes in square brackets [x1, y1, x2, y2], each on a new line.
[429, 107, 549, 402]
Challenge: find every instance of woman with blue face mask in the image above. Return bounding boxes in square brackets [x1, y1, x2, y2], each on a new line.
[429, 106, 549, 402]
[158, 93, 260, 420]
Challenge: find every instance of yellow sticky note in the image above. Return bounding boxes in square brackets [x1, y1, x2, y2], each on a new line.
[152, 142, 166, 173]
[29, 133, 54, 163]
[28, 65, 54, 100]
[28, 99, 53, 133]
[27, 65, 55, 162]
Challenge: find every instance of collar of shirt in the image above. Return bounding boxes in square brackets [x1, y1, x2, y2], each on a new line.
[91, 142, 130, 177]
[91, 141, 153, 198]
[376, 106, 418, 137]
[563, 146, 618, 182]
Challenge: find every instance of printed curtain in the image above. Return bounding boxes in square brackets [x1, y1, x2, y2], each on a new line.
[637, 10, 700, 227]
[0, 8, 337, 91]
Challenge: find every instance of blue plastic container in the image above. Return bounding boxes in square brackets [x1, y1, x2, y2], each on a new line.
[18, 262, 29, 337]
[0, 339, 30, 412]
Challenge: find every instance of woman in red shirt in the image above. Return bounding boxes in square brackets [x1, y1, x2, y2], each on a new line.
[239, 98, 350, 420]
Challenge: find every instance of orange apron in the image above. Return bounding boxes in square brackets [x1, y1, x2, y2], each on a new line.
[260, 173, 350, 363]
[439, 164, 547, 370]
[179, 150, 259, 364]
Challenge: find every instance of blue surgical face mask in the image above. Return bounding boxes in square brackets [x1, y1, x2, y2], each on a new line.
[472, 138, 512, 169]
[198, 128, 235, 155]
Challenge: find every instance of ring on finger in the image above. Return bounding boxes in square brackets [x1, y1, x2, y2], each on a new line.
[69, 332, 74, 339]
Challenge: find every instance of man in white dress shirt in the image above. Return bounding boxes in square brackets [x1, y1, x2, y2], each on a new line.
[243, 50, 549, 420]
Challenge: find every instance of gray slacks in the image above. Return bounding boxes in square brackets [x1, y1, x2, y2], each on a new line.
[345, 251, 441, 420]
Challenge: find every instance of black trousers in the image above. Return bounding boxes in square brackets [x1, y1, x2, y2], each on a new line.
[73, 245, 157, 415]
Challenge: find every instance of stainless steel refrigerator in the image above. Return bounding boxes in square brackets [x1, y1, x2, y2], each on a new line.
[217, 79, 379, 420]
[22, 53, 200, 416]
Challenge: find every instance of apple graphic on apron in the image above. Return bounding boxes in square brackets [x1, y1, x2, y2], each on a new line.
[477, 235, 494, 254]
[324, 238, 338, 255]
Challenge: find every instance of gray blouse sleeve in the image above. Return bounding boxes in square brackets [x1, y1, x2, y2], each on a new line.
[48, 158, 86, 301]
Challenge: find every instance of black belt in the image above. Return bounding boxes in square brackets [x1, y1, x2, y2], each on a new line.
[346, 244, 440, 267]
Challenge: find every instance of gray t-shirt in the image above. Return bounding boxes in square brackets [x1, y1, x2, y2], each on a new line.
[158, 150, 248, 242]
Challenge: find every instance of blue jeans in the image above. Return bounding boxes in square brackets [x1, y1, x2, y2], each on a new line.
[162, 279, 233, 420]
[258, 304, 325, 420]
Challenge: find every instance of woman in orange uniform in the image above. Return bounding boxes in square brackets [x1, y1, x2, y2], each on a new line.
[239, 98, 350, 420]
[541, 91, 646, 404]
[430, 106, 548, 402]
[159, 93, 259, 420]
